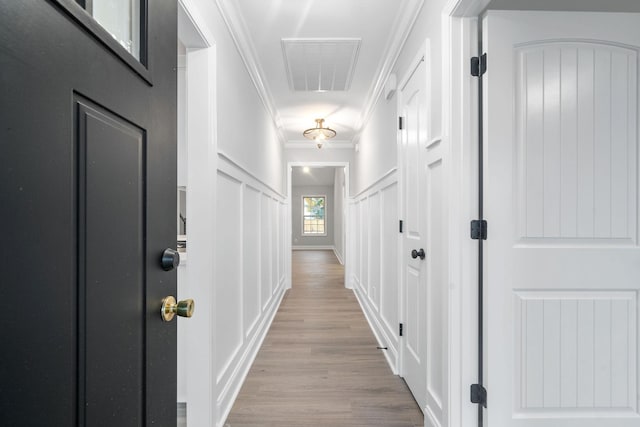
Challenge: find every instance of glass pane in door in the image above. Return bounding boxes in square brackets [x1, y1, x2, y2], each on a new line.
[92, 0, 141, 59]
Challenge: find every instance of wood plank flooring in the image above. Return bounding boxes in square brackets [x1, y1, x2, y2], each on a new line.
[224, 250, 423, 427]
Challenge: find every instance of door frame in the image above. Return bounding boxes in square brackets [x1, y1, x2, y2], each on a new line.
[440, 0, 489, 426]
[286, 161, 351, 289]
[396, 39, 430, 404]
[177, 1, 218, 425]
[441, 2, 639, 426]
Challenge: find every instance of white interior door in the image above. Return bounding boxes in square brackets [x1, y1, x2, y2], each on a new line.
[400, 57, 428, 412]
[484, 11, 640, 427]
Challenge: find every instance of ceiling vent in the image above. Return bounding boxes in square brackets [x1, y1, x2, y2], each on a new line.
[281, 38, 361, 92]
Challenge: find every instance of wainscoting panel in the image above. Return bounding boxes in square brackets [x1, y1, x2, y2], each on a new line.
[243, 185, 261, 338]
[261, 193, 272, 309]
[349, 170, 400, 371]
[360, 196, 370, 293]
[215, 171, 244, 384]
[380, 183, 399, 349]
[271, 198, 279, 295]
[215, 154, 287, 426]
[369, 192, 381, 310]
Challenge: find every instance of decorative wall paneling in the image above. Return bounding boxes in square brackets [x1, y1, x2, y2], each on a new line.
[349, 169, 400, 372]
[215, 153, 287, 425]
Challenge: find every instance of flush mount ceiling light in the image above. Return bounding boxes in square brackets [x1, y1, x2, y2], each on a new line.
[303, 118, 336, 149]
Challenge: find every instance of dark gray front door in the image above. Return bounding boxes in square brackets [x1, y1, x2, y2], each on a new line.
[0, 1, 177, 425]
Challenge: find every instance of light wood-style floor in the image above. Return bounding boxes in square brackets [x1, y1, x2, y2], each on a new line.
[224, 250, 423, 427]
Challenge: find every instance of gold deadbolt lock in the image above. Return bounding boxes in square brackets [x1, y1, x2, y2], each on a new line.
[161, 296, 194, 322]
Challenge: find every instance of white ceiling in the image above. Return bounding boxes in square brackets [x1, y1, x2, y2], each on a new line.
[216, 0, 639, 148]
[216, 0, 424, 147]
[292, 166, 338, 187]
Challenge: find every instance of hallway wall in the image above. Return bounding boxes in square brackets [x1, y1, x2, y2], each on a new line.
[333, 168, 346, 263]
[185, 1, 284, 195]
[349, 0, 453, 425]
[215, 156, 287, 426]
[352, 91, 398, 196]
[291, 185, 335, 247]
[285, 147, 355, 195]
[179, 2, 287, 426]
[349, 171, 400, 370]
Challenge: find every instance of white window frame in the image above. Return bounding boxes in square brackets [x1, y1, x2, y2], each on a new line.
[301, 195, 327, 237]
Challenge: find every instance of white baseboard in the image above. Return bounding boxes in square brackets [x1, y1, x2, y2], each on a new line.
[217, 283, 287, 427]
[333, 248, 344, 265]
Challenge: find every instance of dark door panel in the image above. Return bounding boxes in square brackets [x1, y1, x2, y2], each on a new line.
[0, 1, 176, 425]
[77, 98, 146, 426]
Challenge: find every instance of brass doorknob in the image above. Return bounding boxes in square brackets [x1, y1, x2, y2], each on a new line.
[161, 296, 194, 322]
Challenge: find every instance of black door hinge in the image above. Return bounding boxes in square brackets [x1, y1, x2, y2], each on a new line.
[470, 220, 487, 240]
[399, 323, 403, 336]
[471, 53, 487, 77]
[470, 384, 487, 407]
[399, 220, 403, 233]
[399, 116, 404, 130]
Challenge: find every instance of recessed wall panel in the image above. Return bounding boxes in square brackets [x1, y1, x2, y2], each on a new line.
[369, 192, 380, 307]
[215, 172, 243, 381]
[360, 198, 369, 293]
[381, 183, 398, 339]
[243, 185, 261, 336]
[261, 194, 272, 309]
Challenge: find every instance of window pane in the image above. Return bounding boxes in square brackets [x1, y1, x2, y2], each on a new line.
[92, 0, 140, 59]
[302, 197, 325, 235]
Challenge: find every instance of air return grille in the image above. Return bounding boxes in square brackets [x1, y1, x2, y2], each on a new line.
[281, 38, 361, 92]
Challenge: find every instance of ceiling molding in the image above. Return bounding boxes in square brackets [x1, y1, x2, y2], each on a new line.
[352, 0, 425, 143]
[215, 0, 287, 145]
[285, 140, 354, 150]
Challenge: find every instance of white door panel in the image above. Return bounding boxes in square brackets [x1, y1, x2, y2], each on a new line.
[426, 146, 445, 424]
[484, 11, 640, 427]
[401, 58, 428, 411]
[400, 51, 448, 426]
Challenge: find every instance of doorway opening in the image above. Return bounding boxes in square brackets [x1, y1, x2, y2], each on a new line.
[177, 1, 217, 426]
[287, 162, 350, 289]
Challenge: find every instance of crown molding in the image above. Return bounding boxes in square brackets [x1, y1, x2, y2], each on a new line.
[285, 140, 354, 150]
[216, 0, 424, 147]
[352, 0, 425, 143]
[215, 0, 287, 145]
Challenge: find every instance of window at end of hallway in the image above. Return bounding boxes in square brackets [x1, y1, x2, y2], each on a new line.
[302, 196, 326, 236]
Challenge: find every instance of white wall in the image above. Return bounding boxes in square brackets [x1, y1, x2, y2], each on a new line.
[347, 45, 406, 375]
[291, 185, 334, 247]
[215, 156, 287, 426]
[178, 2, 287, 427]
[348, 1, 455, 425]
[285, 148, 354, 195]
[348, 171, 400, 370]
[186, 1, 284, 194]
[333, 168, 346, 263]
[352, 93, 398, 195]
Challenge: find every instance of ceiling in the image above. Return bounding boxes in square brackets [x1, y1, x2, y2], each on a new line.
[216, 0, 639, 149]
[216, 0, 424, 147]
[292, 166, 338, 187]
